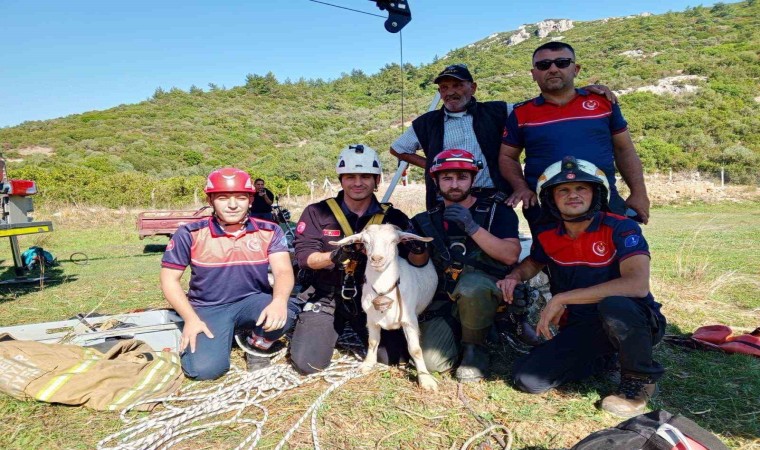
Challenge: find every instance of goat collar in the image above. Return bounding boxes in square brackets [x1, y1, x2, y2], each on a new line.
[372, 279, 399, 297]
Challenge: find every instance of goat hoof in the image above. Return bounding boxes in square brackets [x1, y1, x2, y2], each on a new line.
[360, 362, 375, 374]
[418, 374, 438, 391]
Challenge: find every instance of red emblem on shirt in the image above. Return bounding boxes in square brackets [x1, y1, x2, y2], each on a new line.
[296, 221, 307, 234]
[323, 229, 341, 237]
[166, 239, 175, 251]
[592, 241, 608, 256]
[582, 100, 599, 111]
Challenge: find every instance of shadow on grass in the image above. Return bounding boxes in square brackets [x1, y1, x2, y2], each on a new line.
[0, 266, 78, 301]
[143, 244, 167, 253]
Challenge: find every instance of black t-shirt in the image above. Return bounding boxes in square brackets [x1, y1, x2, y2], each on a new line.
[250, 188, 275, 214]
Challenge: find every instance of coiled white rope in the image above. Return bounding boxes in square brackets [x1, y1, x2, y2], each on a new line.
[98, 332, 372, 450]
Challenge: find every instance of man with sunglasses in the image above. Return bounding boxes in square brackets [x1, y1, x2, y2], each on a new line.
[499, 42, 650, 231]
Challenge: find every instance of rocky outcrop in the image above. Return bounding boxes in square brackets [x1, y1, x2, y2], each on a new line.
[507, 26, 530, 46]
[535, 19, 574, 38]
[616, 75, 707, 96]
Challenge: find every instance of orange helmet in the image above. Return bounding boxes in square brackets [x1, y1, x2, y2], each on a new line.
[204, 168, 255, 194]
[429, 149, 482, 176]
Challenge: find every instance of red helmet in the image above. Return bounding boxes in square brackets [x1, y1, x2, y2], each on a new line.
[429, 149, 482, 176]
[204, 168, 255, 194]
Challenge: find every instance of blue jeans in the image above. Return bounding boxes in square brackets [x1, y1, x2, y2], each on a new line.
[181, 293, 300, 380]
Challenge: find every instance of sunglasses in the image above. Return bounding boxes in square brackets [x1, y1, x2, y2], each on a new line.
[533, 58, 575, 71]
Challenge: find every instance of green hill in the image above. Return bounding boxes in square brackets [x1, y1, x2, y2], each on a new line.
[1, 1, 758, 207]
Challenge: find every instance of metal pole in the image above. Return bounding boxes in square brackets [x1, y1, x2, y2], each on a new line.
[382, 92, 441, 203]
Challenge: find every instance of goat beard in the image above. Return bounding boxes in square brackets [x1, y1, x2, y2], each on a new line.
[372, 295, 394, 312]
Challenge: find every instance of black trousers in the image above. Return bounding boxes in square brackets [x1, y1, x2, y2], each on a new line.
[289, 293, 408, 375]
[512, 296, 666, 394]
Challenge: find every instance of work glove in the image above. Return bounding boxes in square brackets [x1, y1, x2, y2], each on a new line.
[444, 204, 479, 235]
[330, 244, 360, 265]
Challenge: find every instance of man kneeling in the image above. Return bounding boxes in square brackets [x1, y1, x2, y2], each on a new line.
[161, 168, 300, 380]
[497, 156, 666, 417]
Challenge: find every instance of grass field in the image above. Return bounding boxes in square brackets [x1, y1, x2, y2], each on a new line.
[0, 195, 758, 449]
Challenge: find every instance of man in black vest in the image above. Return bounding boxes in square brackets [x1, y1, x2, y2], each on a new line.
[391, 64, 509, 209]
[411, 149, 528, 382]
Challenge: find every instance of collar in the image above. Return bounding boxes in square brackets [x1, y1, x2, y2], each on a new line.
[533, 88, 589, 106]
[555, 211, 603, 236]
[208, 215, 259, 238]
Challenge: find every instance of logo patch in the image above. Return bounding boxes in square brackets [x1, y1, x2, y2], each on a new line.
[166, 239, 175, 251]
[246, 238, 262, 252]
[566, 173, 576, 180]
[624, 235, 641, 248]
[592, 241, 608, 256]
[296, 221, 307, 234]
[323, 229, 341, 237]
[582, 99, 599, 111]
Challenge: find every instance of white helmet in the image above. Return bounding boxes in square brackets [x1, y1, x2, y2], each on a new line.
[336, 144, 382, 175]
[536, 156, 611, 221]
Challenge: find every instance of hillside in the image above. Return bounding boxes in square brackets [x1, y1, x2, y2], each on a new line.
[0, 1, 758, 207]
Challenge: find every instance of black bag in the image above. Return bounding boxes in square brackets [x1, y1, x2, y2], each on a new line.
[572, 410, 729, 450]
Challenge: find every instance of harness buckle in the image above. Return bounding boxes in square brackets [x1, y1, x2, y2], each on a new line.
[341, 286, 358, 300]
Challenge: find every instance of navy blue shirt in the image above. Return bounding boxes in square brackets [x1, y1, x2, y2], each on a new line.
[502, 89, 628, 194]
[530, 212, 660, 317]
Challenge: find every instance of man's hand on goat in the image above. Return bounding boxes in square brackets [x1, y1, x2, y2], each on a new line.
[443, 204, 480, 235]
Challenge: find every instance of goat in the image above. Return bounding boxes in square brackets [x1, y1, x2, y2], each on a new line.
[330, 224, 439, 391]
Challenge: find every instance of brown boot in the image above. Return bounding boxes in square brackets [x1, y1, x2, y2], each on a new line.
[601, 375, 658, 418]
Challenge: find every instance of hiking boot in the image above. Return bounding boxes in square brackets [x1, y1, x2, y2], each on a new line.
[245, 352, 271, 372]
[601, 375, 658, 418]
[455, 343, 490, 382]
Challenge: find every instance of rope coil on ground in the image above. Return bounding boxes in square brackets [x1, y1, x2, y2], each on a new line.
[97, 332, 371, 450]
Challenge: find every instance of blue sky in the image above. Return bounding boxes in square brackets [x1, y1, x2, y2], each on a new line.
[0, 0, 725, 128]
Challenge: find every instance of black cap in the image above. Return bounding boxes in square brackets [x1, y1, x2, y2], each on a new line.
[434, 64, 473, 84]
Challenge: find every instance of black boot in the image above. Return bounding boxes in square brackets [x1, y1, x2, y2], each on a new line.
[455, 343, 490, 382]
[245, 352, 272, 372]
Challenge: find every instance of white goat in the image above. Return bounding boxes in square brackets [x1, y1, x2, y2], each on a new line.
[330, 224, 439, 391]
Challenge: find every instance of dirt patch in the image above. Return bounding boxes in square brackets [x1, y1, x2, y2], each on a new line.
[16, 146, 54, 156]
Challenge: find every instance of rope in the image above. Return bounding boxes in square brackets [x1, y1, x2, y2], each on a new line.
[97, 331, 374, 450]
[457, 383, 513, 450]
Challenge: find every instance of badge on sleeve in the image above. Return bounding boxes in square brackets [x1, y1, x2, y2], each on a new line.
[296, 221, 307, 234]
[624, 234, 641, 248]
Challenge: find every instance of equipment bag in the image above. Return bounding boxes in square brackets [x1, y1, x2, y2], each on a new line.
[21, 246, 56, 270]
[0, 337, 183, 411]
[572, 409, 729, 450]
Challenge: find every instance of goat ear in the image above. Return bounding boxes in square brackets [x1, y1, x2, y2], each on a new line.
[398, 231, 434, 243]
[329, 233, 363, 247]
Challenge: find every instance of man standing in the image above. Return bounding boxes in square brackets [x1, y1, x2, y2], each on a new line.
[249, 178, 275, 221]
[391, 63, 615, 210]
[498, 156, 666, 418]
[412, 149, 531, 382]
[499, 42, 650, 228]
[161, 168, 300, 380]
[290, 145, 412, 374]
[390, 64, 511, 209]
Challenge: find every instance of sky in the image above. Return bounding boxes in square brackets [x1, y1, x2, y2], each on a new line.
[0, 0, 726, 128]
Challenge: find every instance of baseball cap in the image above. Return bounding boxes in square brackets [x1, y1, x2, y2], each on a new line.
[434, 64, 474, 84]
